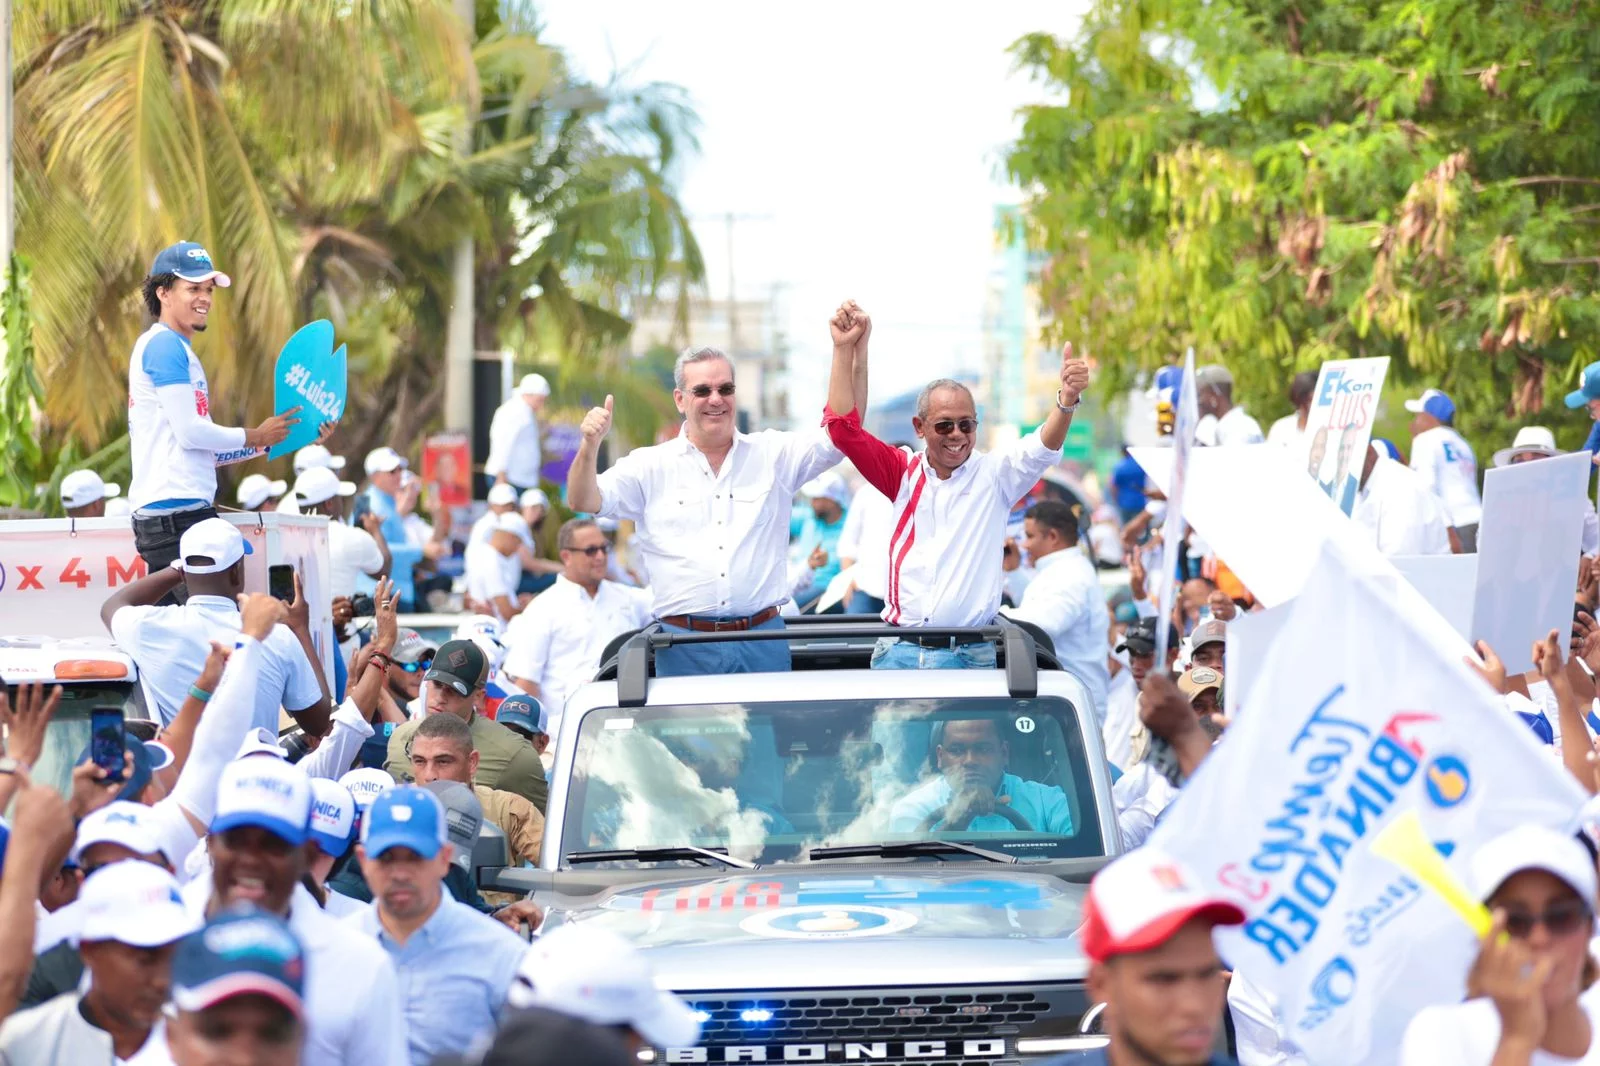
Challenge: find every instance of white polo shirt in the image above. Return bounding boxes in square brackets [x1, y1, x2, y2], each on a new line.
[182, 881, 408, 1066]
[1001, 546, 1110, 721]
[127, 324, 253, 509]
[464, 541, 522, 620]
[1353, 456, 1453, 557]
[503, 575, 652, 730]
[109, 596, 323, 731]
[594, 425, 841, 618]
[837, 481, 897, 600]
[1409, 425, 1482, 527]
[1213, 405, 1265, 445]
[485, 398, 543, 488]
[328, 521, 386, 596]
[1266, 413, 1304, 449]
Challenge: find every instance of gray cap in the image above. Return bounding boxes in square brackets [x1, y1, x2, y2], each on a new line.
[422, 780, 483, 872]
[1194, 365, 1234, 389]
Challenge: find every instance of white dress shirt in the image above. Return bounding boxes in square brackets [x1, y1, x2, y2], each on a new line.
[110, 596, 323, 731]
[503, 575, 652, 731]
[836, 481, 897, 600]
[1214, 405, 1266, 445]
[1353, 457, 1452, 557]
[1001, 546, 1110, 722]
[484, 398, 543, 488]
[1102, 667, 1138, 769]
[1409, 425, 1483, 526]
[1266, 414, 1304, 448]
[182, 880, 409, 1066]
[328, 521, 386, 596]
[594, 425, 841, 618]
[463, 541, 522, 620]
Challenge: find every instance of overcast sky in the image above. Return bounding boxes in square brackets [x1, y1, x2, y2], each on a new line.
[538, 0, 1085, 420]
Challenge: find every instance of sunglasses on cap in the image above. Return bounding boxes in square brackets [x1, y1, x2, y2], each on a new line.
[930, 418, 979, 436]
[688, 383, 735, 398]
[400, 655, 435, 674]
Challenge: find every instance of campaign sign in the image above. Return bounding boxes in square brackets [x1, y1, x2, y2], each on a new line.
[1151, 539, 1583, 1065]
[268, 320, 347, 460]
[1304, 357, 1389, 515]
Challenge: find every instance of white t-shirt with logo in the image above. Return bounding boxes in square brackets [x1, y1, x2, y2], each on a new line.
[1409, 425, 1483, 527]
[1214, 405, 1266, 445]
[127, 324, 252, 509]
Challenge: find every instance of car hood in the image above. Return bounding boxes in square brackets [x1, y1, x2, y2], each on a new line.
[545, 868, 1089, 991]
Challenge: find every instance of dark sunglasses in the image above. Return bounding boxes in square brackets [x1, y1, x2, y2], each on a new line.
[401, 655, 435, 674]
[931, 418, 979, 436]
[688, 383, 736, 398]
[1501, 899, 1591, 939]
[565, 544, 610, 556]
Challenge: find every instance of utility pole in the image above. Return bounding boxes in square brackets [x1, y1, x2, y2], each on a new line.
[442, 0, 476, 436]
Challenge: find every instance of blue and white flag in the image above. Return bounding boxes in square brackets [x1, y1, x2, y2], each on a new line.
[1150, 538, 1584, 1065]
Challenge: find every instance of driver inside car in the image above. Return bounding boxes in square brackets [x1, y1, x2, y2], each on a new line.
[888, 718, 1074, 835]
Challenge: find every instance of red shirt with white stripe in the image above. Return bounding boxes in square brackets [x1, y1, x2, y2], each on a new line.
[822, 406, 1060, 627]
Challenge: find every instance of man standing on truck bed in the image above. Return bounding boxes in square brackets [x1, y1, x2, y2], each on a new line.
[127, 242, 304, 593]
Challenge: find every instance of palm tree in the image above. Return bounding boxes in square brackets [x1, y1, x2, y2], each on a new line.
[13, 0, 472, 443]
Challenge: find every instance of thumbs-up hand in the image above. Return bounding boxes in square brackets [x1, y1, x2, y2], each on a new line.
[582, 395, 614, 443]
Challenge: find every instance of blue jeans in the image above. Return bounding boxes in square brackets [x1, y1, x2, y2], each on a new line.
[870, 638, 998, 670]
[847, 591, 885, 615]
[655, 615, 791, 675]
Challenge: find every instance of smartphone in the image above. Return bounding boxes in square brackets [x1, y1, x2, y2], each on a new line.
[90, 706, 126, 783]
[268, 564, 296, 604]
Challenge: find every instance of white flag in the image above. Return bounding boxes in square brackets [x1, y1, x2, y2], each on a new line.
[1154, 350, 1199, 665]
[1149, 538, 1585, 1065]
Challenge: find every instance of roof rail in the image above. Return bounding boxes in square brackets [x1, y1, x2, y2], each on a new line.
[611, 618, 1045, 707]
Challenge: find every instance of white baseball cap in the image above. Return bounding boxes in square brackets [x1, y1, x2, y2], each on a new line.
[492, 512, 528, 537]
[516, 373, 551, 397]
[293, 466, 357, 507]
[338, 767, 397, 812]
[1493, 426, 1562, 468]
[487, 483, 519, 507]
[1080, 847, 1245, 963]
[172, 518, 253, 574]
[364, 447, 409, 475]
[236, 474, 287, 509]
[308, 778, 357, 859]
[235, 727, 287, 761]
[520, 487, 550, 510]
[801, 471, 851, 508]
[1472, 825, 1598, 904]
[293, 443, 346, 473]
[77, 860, 199, 948]
[508, 925, 702, 1048]
[211, 758, 312, 846]
[455, 614, 507, 670]
[72, 801, 162, 865]
[60, 470, 121, 509]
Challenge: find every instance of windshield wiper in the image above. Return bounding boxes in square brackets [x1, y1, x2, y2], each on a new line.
[565, 846, 757, 869]
[803, 840, 1017, 864]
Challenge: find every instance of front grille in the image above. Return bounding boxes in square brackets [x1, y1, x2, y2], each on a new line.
[672, 984, 1088, 1065]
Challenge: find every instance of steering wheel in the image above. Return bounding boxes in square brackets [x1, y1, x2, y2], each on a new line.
[919, 802, 1035, 832]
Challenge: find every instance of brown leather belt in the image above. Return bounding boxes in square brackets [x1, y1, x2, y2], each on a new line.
[659, 606, 781, 632]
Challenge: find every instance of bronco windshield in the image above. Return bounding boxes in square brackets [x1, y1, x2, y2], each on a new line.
[561, 697, 1104, 865]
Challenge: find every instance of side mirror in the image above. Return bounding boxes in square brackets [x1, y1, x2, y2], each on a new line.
[474, 822, 509, 887]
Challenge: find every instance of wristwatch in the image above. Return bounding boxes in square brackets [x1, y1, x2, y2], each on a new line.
[0, 757, 24, 775]
[1055, 388, 1080, 413]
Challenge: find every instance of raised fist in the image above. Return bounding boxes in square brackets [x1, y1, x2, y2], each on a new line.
[830, 301, 868, 348]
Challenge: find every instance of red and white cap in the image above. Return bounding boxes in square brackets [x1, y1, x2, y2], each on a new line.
[1080, 848, 1245, 963]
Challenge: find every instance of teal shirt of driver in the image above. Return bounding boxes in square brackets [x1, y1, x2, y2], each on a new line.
[889, 772, 1074, 835]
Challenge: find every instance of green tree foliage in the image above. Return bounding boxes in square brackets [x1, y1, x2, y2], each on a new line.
[1007, 0, 1600, 456]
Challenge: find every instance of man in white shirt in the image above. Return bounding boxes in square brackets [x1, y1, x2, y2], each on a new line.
[822, 305, 1090, 669]
[1001, 500, 1111, 721]
[468, 483, 533, 547]
[234, 473, 286, 512]
[163, 906, 309, 1066]
[183, 758, 409, 1066]
[504, 518, 652, 733]
[568, 346, 842, 675]
[277, 443, 347, 514]
[1194, 364, 1265, 445]
[837, 466, 901, 615]
[1493, 426, 1600, 555]
[102, 518, 331, 736]
[0, 861, 198, 1065]
[1266, 370, 1316, 450]
[1404, 387, 1483, 550]
[128, 242, 298, 583]
[464, 513, 528, 622]
[292, 466, 390, 596]
[486, 373, 549, 491]
[60, 469, 122, 519]
[1353, 444, 1453, 557]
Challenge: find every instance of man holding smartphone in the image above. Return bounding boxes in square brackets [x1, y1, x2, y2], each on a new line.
[101, 518, 332, 736]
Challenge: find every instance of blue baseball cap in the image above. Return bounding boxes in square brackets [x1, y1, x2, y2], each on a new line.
[1568, 362, 1600, 409]
[496, 694, 548, 737]
[173, 905, 304, 1019]
[149, 241, 232, 287]
[210, 758, 312, 847]
[75, 732, 160, 803]
[1403, 388, 1455, 424]
[361, 785, 448, 860]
